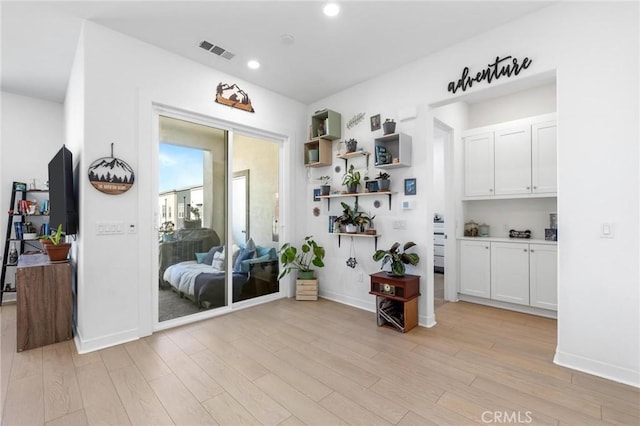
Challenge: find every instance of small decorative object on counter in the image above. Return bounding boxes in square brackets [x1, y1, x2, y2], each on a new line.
[464, 221, 479, 237]
[509, 229, 531, 239]
[478, 223, 490, 237]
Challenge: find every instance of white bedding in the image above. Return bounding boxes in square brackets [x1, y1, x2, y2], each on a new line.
[163, 261, 220, 296]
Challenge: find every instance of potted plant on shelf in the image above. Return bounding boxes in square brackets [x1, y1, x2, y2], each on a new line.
[344, 138, 358, 153]
[373, 241, 420, 277]
[376, 171, 391, 191]
[318, 175, 331, 196]
[278, 236, 326, 280]
[44, 224, 71, 262]
[382, 118, 396, 135]
[334, 202, 373, 234]
[342, 164, 361, 193]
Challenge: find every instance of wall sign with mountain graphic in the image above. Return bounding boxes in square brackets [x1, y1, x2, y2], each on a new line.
[88, 157, 135, 195]
[215, 82, 255, 113]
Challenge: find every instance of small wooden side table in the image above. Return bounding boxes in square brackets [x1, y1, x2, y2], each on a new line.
[369, 272, 420, 333]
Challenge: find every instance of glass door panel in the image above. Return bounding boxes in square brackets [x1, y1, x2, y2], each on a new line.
[231, 134, 280, 302]
[158, 115, 228, 322]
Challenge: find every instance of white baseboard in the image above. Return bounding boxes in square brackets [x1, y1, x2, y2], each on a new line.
[74, 327, 139, 354]
[554, 349, 640, 388]
[319, 290, 375, 313]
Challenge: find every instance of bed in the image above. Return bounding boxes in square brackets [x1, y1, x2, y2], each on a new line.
[162, 241, 278, 308]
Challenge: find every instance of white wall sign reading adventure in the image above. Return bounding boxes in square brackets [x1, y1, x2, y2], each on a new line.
[447, 55, 532, 94]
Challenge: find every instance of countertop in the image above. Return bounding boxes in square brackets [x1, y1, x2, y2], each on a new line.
[457, 236, 557, 245]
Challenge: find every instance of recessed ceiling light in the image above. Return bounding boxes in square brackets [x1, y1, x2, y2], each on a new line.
[323, 3, 340, 17]
[247, 60, 260, 70]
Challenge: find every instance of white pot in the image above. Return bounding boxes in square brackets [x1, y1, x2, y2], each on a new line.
[345, 224, 358, 233]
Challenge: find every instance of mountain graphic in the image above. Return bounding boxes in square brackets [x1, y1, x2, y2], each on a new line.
[88, 157, 135, 184]
[215, 82, 255, 113]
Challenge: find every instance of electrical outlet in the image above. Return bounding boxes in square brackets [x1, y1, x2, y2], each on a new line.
[357, 271, 363, 282]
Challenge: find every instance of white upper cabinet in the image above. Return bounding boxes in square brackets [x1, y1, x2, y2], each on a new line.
[494, 125, 532, 195]
[532, 120, 557, 194]
[463, 113, 556, 199]
[464, 132, 494, 197]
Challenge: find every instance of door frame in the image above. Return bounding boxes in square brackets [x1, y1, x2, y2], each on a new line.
[433, 118, 458, 303]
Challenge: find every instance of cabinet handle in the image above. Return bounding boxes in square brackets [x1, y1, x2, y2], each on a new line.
[530, 249, 535, 253]
[489, 188, 493, 192]
[533, 186, 537, 189]
[485, 246, 489, 249]
[526, 186, 531, 190]
[523, 248, 528, 252]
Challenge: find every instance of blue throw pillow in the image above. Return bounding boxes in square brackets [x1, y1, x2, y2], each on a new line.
[233, 248, 255, 272]
[202, 245, 223, 265]
[195, 252, 208, 264]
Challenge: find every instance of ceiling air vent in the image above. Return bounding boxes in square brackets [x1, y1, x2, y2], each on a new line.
[199, 40, 235, 60]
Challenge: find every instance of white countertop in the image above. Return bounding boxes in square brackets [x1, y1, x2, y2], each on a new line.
[457, 236, 557, 245]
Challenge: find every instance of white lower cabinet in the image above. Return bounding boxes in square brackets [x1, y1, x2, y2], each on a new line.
[529, 244, 558, 310]
[491, 242, 530, 306]
[459, 239, 557, 312]
[459, 240, 491, 298]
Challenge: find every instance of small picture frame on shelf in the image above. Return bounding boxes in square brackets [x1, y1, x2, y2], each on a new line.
[404, 178, 417, 195]
[313, 188, 321, 202]
[365, 181, 379, 193]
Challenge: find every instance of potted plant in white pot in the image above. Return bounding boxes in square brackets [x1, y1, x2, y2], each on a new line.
[373, 241, 420, 276]
[342, 164, 361, 193]
[278, 236, 326, 280]
[318, 175, 331, 196]
[334, 202, 360, 233]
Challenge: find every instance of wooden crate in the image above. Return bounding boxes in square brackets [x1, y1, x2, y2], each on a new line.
[296, 279, 318, 301]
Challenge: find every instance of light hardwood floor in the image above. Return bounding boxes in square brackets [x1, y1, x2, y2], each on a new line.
[1, 298, 638, 425]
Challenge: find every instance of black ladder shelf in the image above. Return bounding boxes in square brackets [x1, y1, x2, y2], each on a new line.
[1, 182, 49, 305]
[1, 182, 26, 305]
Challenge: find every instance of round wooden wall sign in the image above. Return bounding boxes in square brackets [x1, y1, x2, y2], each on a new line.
[88, 157, 135, 195]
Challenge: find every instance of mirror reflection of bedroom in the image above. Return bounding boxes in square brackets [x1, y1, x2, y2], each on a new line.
[158, 116, 280, 322]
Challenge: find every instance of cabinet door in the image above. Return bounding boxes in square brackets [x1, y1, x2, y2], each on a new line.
[491, 242, 529, 305]
[529, 244, 557, 310]
[494, 126, 532, 195]
[459, 240, 491, 298]
[464, 133, 494, 197]
[532, 120, 557, 194]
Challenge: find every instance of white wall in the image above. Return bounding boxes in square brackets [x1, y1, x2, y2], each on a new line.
[0, 92, 65, 301]
[69, 22, 305, 352]
[301, 2, 639, 386]
[467, 83, 557, 128]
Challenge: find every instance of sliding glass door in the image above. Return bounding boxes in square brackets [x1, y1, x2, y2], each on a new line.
[156, 116, 281, 324]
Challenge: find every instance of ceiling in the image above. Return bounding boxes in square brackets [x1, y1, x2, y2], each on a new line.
[1, 1, 554, 105]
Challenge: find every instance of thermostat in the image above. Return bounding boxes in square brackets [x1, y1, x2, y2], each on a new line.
[401, 200, 415, 209]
